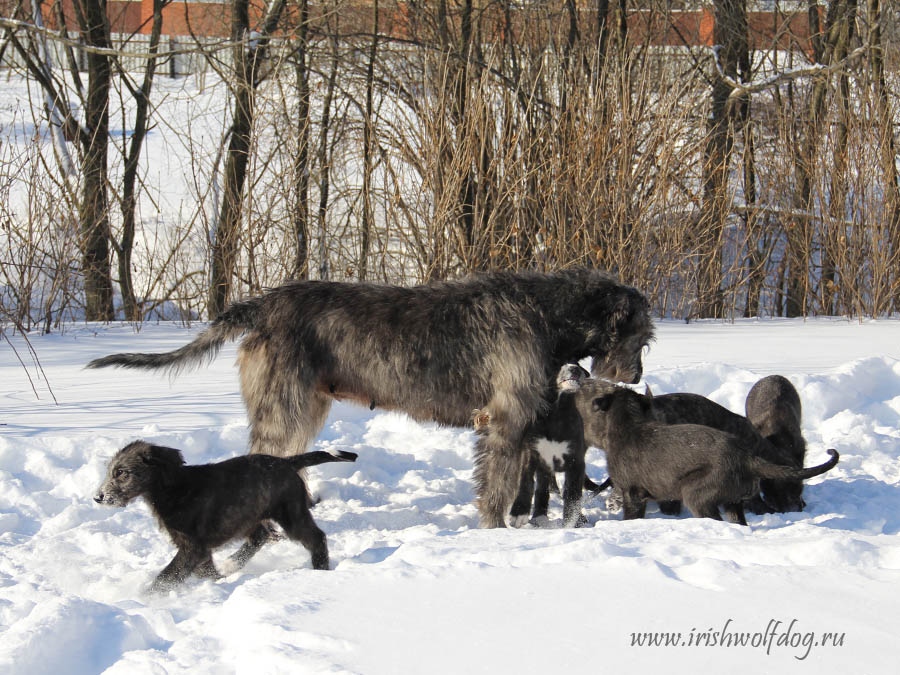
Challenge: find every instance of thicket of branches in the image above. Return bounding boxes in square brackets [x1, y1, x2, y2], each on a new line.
[1, 0, 899, 329]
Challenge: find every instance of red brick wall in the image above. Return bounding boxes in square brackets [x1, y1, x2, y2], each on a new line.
[26, 1, 819, 55]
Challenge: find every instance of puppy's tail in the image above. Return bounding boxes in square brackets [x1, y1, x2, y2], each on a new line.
[287, 450, 358, 469]
[86, 297, 263, 374]
[748, 449, 839, 481]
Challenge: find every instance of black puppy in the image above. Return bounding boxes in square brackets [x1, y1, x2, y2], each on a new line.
[745, 375, 808, 512]
[492, 364, 606, 527]
[94, 440, 357, 591]
[575, 387, 838, 524]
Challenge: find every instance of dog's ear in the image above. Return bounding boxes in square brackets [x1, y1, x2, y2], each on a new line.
[142, 446, 185, 483]
[607, 295, 632, 334]
[591, 395, 613, 413]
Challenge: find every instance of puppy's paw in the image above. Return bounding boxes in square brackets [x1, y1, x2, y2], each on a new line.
[606, 489, 624, 514]
[509, 514, 530, 528]
[529, 515, 552, 528]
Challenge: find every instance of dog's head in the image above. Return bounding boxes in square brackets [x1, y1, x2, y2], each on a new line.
[583, 285, 654, 385]
[571, 380, 635, 447]
[761, 481, 806, 513]
[556, 363, 591, 393]
[94, 440, 185, 507]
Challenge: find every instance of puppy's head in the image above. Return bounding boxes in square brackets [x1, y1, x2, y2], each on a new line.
[94, 440, 184, 507]
[556, 363, 591, 394]
[762, 481, 806, 513]
[574, 385, 647, 447]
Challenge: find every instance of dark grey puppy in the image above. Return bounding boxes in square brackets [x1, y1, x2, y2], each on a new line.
[745, 375, 808, 512]
[94, 440, 357, 591]
[574, 387, 839, 524]
[572, 380, 798, 515]
[87, 269, 654, 528]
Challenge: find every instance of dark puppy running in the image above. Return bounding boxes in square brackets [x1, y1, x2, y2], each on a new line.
[575, 387, 838, 524]
[87, 269, 654, 528]
[745, 375, 808, 512]
[94, 440, 357, 591]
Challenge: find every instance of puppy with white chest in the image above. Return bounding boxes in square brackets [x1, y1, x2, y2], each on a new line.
[94, 440, 356, 592]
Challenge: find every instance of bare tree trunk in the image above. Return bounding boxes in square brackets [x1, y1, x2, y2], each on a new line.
[360, 0, 379, 281]
[33, 0, 76, 177]
[868, 0, 900, 313]
[317, 13, 340, 281]
[788, 0, 857, 317]
[116, 0, 167, 321]
[291, 0, 311, 280]
[76, 0, 115, 321]
[209, 0, 286, 316]
[699, 0, 749, 318]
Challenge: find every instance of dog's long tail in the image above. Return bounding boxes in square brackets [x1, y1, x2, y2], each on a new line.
[86, 297, 263, 374]
[287, 450, 358, 469]
[748, 449, 839, 481]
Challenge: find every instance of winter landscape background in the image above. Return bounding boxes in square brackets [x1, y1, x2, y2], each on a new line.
[2, 317, 899, 673]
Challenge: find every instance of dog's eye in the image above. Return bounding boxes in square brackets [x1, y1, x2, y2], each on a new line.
[114, 468, 127, 478]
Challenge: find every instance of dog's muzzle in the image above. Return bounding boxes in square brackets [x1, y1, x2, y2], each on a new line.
[94, 491, 123, 506]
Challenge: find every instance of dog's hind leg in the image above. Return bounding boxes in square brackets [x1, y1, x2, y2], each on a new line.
[621, 487, 647, 520]
[657, 500, 683, 516]
[239, 340, 332, 458]
[685, 500, 723, 521]
[723, 503, 748, 526]
[228, 523, 276, 570]
[194, 555, 222, 579]
[273, 495, 330, 571]
[150, 546, 209, 593]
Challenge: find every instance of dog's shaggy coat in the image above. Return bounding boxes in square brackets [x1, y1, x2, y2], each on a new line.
[575, 387, 838, 524]
[745, 375, 808, 512]
[88, 270, 654, 527]
[94, 440, 356, 591]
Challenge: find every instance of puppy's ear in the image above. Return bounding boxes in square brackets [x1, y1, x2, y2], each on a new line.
[644, 384, 653, 397]
[142, 446, 185, 483]
[591, 395, 613, 413]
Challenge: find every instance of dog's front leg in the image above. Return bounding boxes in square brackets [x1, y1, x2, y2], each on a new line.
[561, 451, 587, 527]
[150, 546, 207, 593]
[509, 453, 537, 527]
[621, 487, 647, 520]
[723, 503, 748, 526]
[473, 431, 528, 528]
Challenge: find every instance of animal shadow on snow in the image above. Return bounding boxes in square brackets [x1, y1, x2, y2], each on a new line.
[799, 478, 900, 535]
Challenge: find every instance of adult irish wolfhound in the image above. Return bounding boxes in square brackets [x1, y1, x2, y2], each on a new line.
[88, 269, 654, 528]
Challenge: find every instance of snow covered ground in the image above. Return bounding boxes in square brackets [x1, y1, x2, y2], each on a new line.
[1, 318, 899, 673]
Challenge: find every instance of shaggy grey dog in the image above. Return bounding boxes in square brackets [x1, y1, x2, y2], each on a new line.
[88, 269, 654, 528]
[745, 375, 808, 512]
[574, 387, 838, 524]
[94, 440, 356, 591]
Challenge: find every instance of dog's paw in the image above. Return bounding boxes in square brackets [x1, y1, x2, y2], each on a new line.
[509, 514, 530, 528]
[606, 489, 624, 514]
[529, 515, 552, 528]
